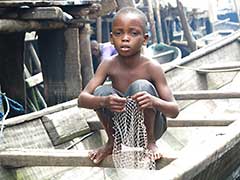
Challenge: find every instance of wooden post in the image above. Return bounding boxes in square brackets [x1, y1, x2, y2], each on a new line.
[96, 17, 102, 43]
[79, 24, 93, 88]
[116, 0, 135, 9]
[176, 0, 197, 52]
[233, 0, 240, 22]
[154, 0, 163, 42]
[208, 0, 218, 32]
[146, 0, 157, 44]
[38, 28, 82, 106]
[0, 33, 26, 109]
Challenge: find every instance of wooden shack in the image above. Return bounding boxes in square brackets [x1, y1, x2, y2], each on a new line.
[0, 0, 117, 114]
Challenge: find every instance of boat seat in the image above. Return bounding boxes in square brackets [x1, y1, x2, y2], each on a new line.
[196, 62, 240, 74]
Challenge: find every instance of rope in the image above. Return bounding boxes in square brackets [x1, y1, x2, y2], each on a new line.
[0, 93, 10, 143]
[169, 64, 240, 73]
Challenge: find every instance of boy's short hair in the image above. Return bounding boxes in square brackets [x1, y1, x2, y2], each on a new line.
[112, 7, 148, 33]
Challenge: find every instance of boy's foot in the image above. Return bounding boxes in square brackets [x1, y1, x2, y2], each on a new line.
[147, 142, 162, 160]
[88, 143, 113, 164]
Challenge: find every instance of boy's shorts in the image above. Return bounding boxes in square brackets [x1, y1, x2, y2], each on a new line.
[94, 79, 167, 139]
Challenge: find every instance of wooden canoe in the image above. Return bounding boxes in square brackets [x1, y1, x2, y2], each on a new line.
[0, 30, 239, 180]
[146, 42, 182, 64]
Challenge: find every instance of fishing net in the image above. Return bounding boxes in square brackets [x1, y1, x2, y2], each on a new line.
[112, 98, 155, 170]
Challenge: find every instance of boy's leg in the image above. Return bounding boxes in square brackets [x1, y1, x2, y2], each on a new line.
[89, 85, 121, 164]
[126, 79, 167, 159]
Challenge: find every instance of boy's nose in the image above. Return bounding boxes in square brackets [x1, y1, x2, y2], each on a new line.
[122, 34, 130, 42]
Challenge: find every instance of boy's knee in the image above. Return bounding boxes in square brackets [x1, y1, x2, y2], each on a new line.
[127, 79, 158, 96]
[93, 85, 115, 96]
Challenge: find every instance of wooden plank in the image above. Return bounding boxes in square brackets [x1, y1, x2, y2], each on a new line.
[0, 99, 77, 127]
[38, 28, 82, 106]
[174, 90, 240, 100]
[42, 106, 91, 145]
[1, 101, 235, 129]
[0, 148, 175, 168]
[25, 72, 43, 88]
[0, 19, 67, 33]
[1, 7, 65, 20]
[0, 0, 97, 7]
[19, 7, 64, 20]
[167, 119, 234, 127]
[200, 62, 240, 71]
[197, 62, 240, 74]
[0, 32, 26, 107]
[87, 118, 235, 130]
[155, 117, 240, 180]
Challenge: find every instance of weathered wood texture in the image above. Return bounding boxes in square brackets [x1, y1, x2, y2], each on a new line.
[115, 0, 134, 9]
[164, 31, 240, 109]
[197, 62, 240, 74]
[155, 118, 240, 180]
[0, 0, 98, 7]
[176, 0, 197, 52]
[1, 99, 77, 127]
[0, 148, 175, 169]
[96, 0, 117, 16]
[0, 33, 26, 108]
[87, 117, 234, 131]
[1, 7, 65, 20]
[146, 0, 157, 43]
[0, 19, 67, 33]
[174, 90, 240, 100]
[38, 28, 82, 106]
[42, 107, 91, 145]
[79, 24, 93, 88]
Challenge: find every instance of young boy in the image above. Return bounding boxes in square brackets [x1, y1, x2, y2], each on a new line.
[78, 7, 179, 164]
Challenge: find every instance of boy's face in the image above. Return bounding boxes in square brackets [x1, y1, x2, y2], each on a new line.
[110, 13, 148, 57]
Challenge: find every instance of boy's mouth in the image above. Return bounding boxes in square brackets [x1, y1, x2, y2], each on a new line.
[120, 45, 130, 51]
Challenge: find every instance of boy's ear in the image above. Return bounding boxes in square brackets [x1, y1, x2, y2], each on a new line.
[143, 33, 149, 45]
[110, 32, 114, 44]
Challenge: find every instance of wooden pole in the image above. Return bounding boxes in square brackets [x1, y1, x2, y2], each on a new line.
[176, 0, 197, 52]
[233, 0, 240, 22]
[116, 0, 135, 9]
[146, 0, 157, 44]
[154, 0, 163, 42]
[96, 17, 102, 43]
[208, 0, 218, 31]
[79, 24, 94, 88]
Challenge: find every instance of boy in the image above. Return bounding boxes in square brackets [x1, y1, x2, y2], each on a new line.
[78, 7, 179, 164]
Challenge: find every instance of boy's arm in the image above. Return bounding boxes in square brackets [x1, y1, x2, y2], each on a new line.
[78, 61, 108, 110]
[151, 64, 179, 118]
[78, 60, 126, 112]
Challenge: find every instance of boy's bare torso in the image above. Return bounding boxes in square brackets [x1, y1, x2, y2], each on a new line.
[105, 55, 155, 93]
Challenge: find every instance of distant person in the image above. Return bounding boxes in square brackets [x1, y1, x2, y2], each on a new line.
[90, 40, 117, 72]
[79, 7, 179, 164]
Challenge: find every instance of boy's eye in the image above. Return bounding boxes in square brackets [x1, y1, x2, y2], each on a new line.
[131, 31, 138, 36]
[113, 31, 122, 37]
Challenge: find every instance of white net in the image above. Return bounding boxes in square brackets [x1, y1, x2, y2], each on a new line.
[112, 98, 155, 170]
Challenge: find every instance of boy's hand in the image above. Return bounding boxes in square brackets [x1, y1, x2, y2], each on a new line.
[131, 91, 155, 110]
[104, 94, 126, 112]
